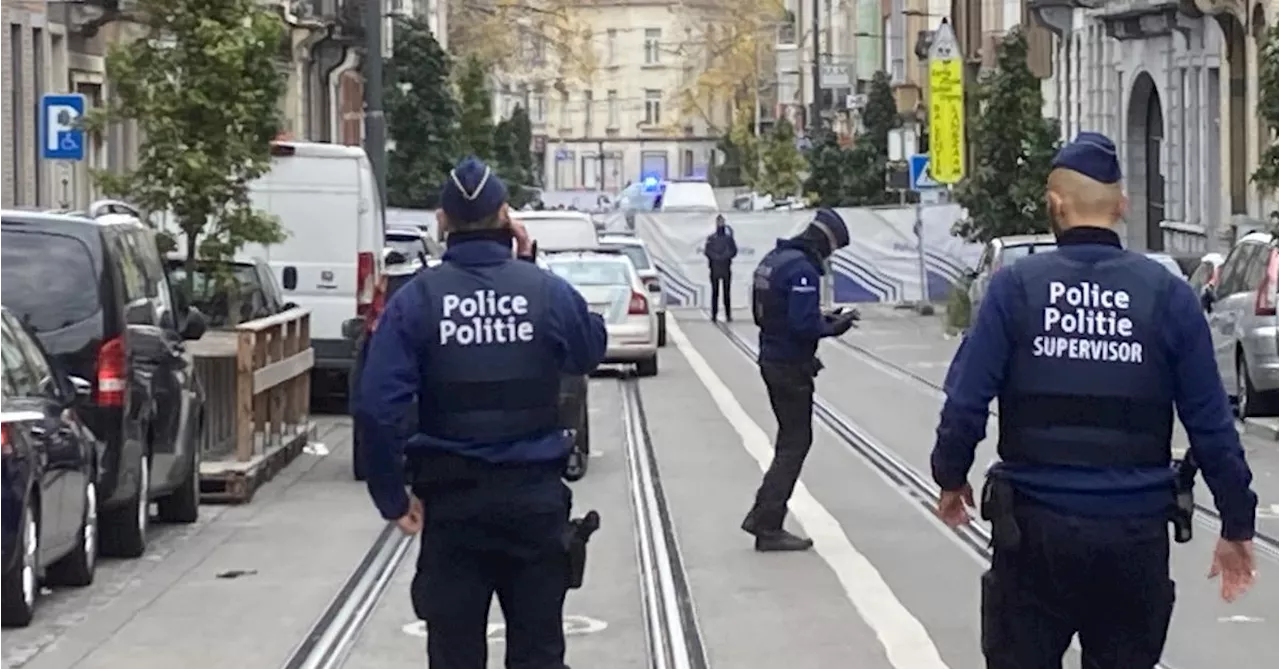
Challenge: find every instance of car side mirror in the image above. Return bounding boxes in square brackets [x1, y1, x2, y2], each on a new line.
[181, 307, 208, 340]
[384, 250, 407, 266]
[341, 317, 365, 342]
[65, 375, 93, 403]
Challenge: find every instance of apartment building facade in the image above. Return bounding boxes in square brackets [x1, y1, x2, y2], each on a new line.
[493, 2, 725, 191]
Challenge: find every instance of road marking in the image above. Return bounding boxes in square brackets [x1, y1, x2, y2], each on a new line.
[1217, 615, 1265, 623]
[667, 318, 951, 669]
[1259, 505, 1280, 519]
[401, 615, 608, 641]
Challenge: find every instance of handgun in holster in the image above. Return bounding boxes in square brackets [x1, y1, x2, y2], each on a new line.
[1171, 456, 1197, 544]
[980, 476, 1022, 551]
[564, 510, 601, 589]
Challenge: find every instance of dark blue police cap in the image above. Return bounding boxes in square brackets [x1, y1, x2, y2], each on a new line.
[440, 157, 508, 223]
[1051, 132, 1122, 184]
[810, 208, 850, 248]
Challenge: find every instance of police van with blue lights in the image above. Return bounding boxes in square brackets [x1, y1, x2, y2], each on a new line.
[615, 178, 719, 227]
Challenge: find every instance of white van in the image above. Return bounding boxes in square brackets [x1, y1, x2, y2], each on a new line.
[243, 141, 385, 379]
[513, 210, 600, 252]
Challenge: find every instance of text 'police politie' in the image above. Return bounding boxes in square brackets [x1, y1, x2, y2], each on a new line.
[440, 290, 535, 345]
[1032, 281, 1144, 363]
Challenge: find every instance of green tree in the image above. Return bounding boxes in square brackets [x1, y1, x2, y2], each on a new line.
[492, 106, 536, 207]
[84, 0, 287, 281]
[507, 105, 536, 187]
[385, 16, 458, 209]
[803, 129, 847, 206]
[713, 132, 748, 187]
[456, 55, 495, 160]
[952, 28, 1061, 243]
[860, 71, 899, 158]
[1253, 25, 1278, 191]
[756, 117, 806, 198]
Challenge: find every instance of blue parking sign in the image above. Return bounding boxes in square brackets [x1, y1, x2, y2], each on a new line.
[41, 94, 86, 161]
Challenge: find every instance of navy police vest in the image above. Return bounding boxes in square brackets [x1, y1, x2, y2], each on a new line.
[752, 247, 805, 334]
[998, 251, 1175, 468]
[418, 260, 561, 444]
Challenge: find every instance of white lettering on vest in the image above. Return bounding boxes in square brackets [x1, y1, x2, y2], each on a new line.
[439, 290, 535, 346]
[1033, 280, 1143, 363]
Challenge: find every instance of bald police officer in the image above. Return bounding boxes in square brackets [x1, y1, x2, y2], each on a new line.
[742, 208, 857, 551]
[930, 133, 1258, 668]
[356, 157, 608, 669]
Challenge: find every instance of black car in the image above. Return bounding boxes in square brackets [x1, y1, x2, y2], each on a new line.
[164, 256, 294, 328]
[0, 209, 208, 559]
[345, 249, 592, 482]
[1, 307, 100, 627]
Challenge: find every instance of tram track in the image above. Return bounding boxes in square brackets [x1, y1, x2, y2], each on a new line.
[279, 375, 707, 669]
[828, 335, 1280, 559]
[712, 322, 1184, 669]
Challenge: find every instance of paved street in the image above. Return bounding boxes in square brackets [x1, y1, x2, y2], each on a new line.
[3, 307, 1276, 669]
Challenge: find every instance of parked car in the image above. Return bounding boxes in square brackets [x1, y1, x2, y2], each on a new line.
[1188, 252, 1226, 300]
[598, 233, 667, 347]
[164, 256, 294, 328]
[1, 208, 209, 559]
[1145, 252, 1187, 279]
[0, 308, 101, 627]
[344, 249, 594, 482]
[1203, 231, 1279, 417]
[544, 250, 659, 377]
[967, 234, 1057, 312]
[513, 211, 600, 251]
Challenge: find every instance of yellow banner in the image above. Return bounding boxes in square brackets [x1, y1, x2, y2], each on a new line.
[927, 57, 966, 185]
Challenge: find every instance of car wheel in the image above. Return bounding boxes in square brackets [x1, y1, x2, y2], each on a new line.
[157, 447, 200, 524]
[635, 355, 659, 378]
[1, 499, 39, 627]
[657, 312, 668, 347]
[1236, 355, 1273, 418]
[101, 453, 149, 558]
[352, 427, 367, 481]
[48, 480, 97, 587]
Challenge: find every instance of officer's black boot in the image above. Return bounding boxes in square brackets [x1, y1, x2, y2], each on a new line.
[753, 529, 814, 552]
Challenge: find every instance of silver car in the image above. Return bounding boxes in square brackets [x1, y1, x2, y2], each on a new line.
[544, 251, 659, 377]
[967, 234, 1057, 312]
[597, 233, 667, 347]
[1203, 231, 1279, 417]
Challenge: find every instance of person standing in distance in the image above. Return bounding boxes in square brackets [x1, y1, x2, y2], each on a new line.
[355, 157, 608, 669]
[742, 208, 856, 551]
[930, 132, 1257, 668]
[704, 213, 738, 322]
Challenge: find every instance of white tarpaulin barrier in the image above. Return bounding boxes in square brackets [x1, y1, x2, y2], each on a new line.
[598, 206, 982, 307]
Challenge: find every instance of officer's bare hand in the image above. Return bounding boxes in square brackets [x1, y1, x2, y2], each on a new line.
[1209, 538, 1256, 602]
[396, 496, 425, 535]
[936, 484, 975, 528]
[508, 218, 534, 257]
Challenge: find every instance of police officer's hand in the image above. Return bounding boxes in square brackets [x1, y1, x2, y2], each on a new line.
[396, 496, 425, 535]
[508, 218, 534, 257]
[1209, 538, 1256, 602]
[936, 484, 975, 528]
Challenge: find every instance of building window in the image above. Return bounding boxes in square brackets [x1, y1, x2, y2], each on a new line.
[607, 90, 619, 128]
[603, 151, 623, 189]
[581, 153, 600, 189]
[531, 88, 546, 123]
[559, 89, 570, 128]
[555, 150, 575, 190]
[644, 28, 661, 65]
[583, 90, 593, 135]
[778, 10, 797, 45]
[10, 24, 24, 207]
[644, 90, 662, 125]
[606, 29, 617, 66]
[681, 149, 695, 177]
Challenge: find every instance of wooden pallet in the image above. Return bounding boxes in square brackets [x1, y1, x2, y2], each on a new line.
[199, 422, 313, 504]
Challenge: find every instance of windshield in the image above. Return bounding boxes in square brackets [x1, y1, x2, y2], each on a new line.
[386, 235, 427, 260]
[999, 243, 1057, 265]
[547, 260, 631, 286]
[1, 230, 101, 332]
[606, 244, 651, 270]
[166, 261, 265, 327]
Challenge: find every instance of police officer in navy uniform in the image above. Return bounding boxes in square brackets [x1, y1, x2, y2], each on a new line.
[930, 133, 1258, 668]
[356, 157, 608, 669]
[742, 208, 857, 551]
[704, 213, 738, 322]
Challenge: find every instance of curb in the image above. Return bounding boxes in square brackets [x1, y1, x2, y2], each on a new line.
[1240, 417, 1280, 441]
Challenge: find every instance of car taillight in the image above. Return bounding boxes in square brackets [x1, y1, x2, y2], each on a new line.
[628, 291, 649, 315]
[96, 336, 126, 407]
[1, 425, 10, 455]
[356, 251, 385, 333]
[1255, 248, 1278, 316]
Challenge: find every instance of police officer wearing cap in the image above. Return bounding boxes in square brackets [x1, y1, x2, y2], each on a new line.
[356, 157, 608, 668]
[930, 133, 1258, 668]
[742, 208, 857, 551]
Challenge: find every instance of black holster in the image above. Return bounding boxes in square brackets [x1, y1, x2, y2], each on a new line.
[1171, 458, 1196, 544]
[980, 475, 1021, 551]
[563, 510, 600, 589]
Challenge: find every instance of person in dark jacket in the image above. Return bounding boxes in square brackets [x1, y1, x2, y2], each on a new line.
[704, 214, 738, 321]
[931, 133, 1257, 669]
[742, 208, 857, 551]
[355, 157, 608, 669]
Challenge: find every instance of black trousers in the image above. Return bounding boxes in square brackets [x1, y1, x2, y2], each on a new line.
[982, 502, 1175, 669]
[709, 272, 731, 320]
[409, 460, 571, 669]
[746, 360, 816, 530]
